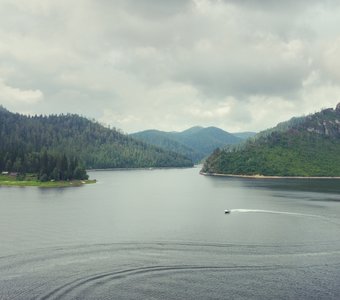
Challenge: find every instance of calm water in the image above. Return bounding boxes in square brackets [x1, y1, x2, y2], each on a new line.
[0, 167, 340, 299]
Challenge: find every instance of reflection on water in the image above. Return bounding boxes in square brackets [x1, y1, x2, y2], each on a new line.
[208, 175, 340, 195]
[246, 178, 340, 195]
[0, 168, 340, 299]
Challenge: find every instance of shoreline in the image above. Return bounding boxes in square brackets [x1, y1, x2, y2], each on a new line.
[200, 172, 340, 180]
[88, 166, 197, 172]
[0, 179, 96, 188]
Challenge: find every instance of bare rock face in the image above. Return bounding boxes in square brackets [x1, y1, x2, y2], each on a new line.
[336, 103, 340, 112]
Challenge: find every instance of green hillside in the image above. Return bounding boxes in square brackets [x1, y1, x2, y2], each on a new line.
[129, 129, 199, 162]
[131, 126, 243, 163]
[202, 104, 340, 177]
[0, 107, 193, 178]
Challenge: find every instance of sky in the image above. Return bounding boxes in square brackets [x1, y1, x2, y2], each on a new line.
[1, 0, 340, 133]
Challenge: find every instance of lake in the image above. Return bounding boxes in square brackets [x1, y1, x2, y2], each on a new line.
[0, 167, 340, 299]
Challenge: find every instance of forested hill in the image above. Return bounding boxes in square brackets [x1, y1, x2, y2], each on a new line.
[232, 131, 257, 139]
[131, 126, 243, 163]
[0, 107, 193, 173]
[130, 129, 198, 163]
[202, 103, 340, 177]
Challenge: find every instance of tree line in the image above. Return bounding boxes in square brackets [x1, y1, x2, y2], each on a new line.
[0, 106, 193, 181]
[202, 130, 340, 177]
[0, 150, 88, 181]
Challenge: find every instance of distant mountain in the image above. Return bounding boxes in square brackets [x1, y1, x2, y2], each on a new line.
[0, 107, 193, 174]
[131, 126, 243, 163]
[180, 126, 204, 135]
[129, 129, 199, 162]
[232, 131, 257, 139]
[202, 104, 340, 177]
[0, 106, 9, 113]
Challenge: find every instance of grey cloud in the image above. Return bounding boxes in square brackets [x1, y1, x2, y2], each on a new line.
[177, 65, 308, 99]
[172, 39, 310, 98]
[1, 0, 340, 132]
[223, 0, 336, 11]
[114, 0, 192, 18]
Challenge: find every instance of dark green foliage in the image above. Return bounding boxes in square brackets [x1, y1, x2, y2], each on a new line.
[16, 173, 26, 181]
[202, 105, 340, 177]
[131, 126, 243, 163]
[37, 152, 89, 181]
[39, 173, 49, 182]
[0, 106, 193, 175]
[0, 149, 88, 181]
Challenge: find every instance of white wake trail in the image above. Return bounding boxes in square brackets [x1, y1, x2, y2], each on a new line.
[230, 209, 322, 219]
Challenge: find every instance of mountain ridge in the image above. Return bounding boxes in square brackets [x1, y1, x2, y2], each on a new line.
[0, 107, 193, 173]
[131, 126, 244, 163]
[202, 104, 340, 177]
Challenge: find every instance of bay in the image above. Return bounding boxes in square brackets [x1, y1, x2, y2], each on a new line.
[0, 167, 340, 299]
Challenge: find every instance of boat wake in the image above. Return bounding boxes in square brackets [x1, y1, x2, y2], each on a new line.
[1, 242, 340, 300]
[38, 264, 278, 300]
[230, 209, 323, 219]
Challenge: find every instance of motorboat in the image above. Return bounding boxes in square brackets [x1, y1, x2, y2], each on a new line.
[224, 209, 231, 214]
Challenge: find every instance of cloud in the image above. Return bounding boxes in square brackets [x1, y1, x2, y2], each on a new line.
[0, 79, 43, 107]
[1, 0, 340, 132]
[114, 0, 192, 18]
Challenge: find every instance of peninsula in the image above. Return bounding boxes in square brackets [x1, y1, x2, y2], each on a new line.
[0, 106, 194, 187]
[0, 173, 96, 188]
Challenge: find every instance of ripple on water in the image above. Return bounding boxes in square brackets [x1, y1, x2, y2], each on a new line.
[1, 242, 340, 299]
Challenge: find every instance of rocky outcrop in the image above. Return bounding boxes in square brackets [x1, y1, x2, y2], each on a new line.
[336, 102, 340, 112]
[293, 103, 340, 138]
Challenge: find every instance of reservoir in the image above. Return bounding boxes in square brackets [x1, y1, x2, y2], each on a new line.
[0, 167, 340, 299]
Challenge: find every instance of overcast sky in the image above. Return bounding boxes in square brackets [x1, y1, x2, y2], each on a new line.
[1, 0, 340, 133]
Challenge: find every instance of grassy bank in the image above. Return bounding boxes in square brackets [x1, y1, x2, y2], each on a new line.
[0, 174, 96, 187]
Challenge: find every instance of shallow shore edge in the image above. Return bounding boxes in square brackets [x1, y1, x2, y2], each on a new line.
[0, 179, 97, 188]
[200, 172, 340, 180]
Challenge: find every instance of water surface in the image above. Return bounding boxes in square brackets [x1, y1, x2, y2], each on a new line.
[1, 168, 340, 299]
